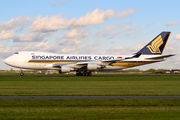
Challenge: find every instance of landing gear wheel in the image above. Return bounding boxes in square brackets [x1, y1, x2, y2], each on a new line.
[88, 72, 92, 76]
[20, 73, 24, 76]
[76, 72, 82, 76]
[82, 73, 86, 76]
[76, 71, 92, 76]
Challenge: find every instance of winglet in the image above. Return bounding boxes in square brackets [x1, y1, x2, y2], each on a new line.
[136, 32, 171, 55]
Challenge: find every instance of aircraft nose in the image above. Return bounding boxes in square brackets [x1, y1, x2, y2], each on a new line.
[4, 58, 8, 64]
[4, 57, 14, 65]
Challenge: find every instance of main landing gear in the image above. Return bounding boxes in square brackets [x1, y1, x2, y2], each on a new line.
[76, 71, 92, 76]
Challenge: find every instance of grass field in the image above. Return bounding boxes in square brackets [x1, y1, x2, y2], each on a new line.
[0, 75, 180, 119]
[0, 99, 180, 119]
[1, 72, 179, 76]
[0, 77, 180, 96]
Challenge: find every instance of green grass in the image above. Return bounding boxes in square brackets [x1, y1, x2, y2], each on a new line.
[0, 72, 179, 76]
[0, 77, 180, 96]
[0, 76, 180, 119]
[0, 99, 180, 119]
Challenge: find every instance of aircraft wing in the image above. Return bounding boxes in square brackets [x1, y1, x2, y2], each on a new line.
[51, 54, 175, 68]
[76, 58, 124, 65]
[51, 57, 128, 67]
[51, 53, 143, 67]
[76, 53, 142, 65]
[53, 64, 66, 68]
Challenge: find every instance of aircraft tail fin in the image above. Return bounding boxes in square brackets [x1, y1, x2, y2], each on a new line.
[136, 32, 171, 55]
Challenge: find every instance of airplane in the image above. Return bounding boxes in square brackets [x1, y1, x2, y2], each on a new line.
[4, 32, 175, 76]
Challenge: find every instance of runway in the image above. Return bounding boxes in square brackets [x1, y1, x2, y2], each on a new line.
[0, 96, 180, 99]
[1, 75, 180, 77]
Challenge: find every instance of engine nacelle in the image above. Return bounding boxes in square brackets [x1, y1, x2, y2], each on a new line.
[87, 63, 98, 70]
[59, 66, 71, 73]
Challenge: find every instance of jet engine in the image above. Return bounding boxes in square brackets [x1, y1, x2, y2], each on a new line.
[87, 63, 98, 70]
[59, 66, 71, 73]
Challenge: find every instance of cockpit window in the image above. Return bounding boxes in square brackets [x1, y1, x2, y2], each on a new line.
[14, 52, 19, 54]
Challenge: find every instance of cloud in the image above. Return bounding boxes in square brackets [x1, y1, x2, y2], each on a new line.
[130, 43, 145, 53]
[30, 8, 139, 32]
[58, 40, 101, 54]
[163, 40, 178, 54]
[0, 41, 52, 58]
[57, 29, 90, 41]
[51, 0, 69, 7]
[109, 25, 136, 39]
[59, 38, 83, 46]
[14, 32, 45, 42]
[23, 41, 51, 51]
[0, 30, 15, 40]
[92, 40, 100, 46]
[0, 16, 31, 31]
[165, 21, 178, 26]
[105, 46, 124, 54]
[30, 15, 76, 32]
[54, 41, 100, 54]
[0, 43, 6, 48]
[61, 47, 79, 53]
[51, 0, 56, 7]
[0, 46, 19, 58]
[116, 8, 139, 19]
[146, 22, 154, 27]
[60, 0, 69, 4]
[95, 25, 123, 37]
[74, 9, 115, 26]
[75, 8, 139, 26]
[174, 33, 180, 40]
[0, 8, 140, 60]
[102, 42, 145, 55]
[57, 29, 90, 46]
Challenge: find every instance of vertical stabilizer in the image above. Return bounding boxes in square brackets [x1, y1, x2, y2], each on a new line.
[136, 32, 171, 55]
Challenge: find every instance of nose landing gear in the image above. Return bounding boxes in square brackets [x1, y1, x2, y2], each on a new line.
[20, 73, 24, 76]
[20, 69, 24, 76]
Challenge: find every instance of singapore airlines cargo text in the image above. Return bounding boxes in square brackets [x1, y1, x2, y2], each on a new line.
[32, 56, 115, 60]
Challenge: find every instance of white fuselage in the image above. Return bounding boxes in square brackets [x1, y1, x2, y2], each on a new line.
[4, 51, 164, 71]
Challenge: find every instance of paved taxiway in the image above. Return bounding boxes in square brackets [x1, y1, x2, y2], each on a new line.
[0, 96, 180, 99]
[1, 75, 180, 77]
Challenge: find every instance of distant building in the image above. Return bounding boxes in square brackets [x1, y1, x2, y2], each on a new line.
[172, 69, 180, 74]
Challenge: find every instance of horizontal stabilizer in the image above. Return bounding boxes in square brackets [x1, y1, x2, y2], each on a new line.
[145, 54, 175, 60]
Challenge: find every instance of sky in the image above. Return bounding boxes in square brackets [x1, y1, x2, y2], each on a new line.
[0, 0, 180, 70]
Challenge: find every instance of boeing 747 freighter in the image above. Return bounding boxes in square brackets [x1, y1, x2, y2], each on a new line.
[4, 32, 175, 76]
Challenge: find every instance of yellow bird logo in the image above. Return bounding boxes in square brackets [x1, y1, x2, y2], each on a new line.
[147, 35, 163, 53]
